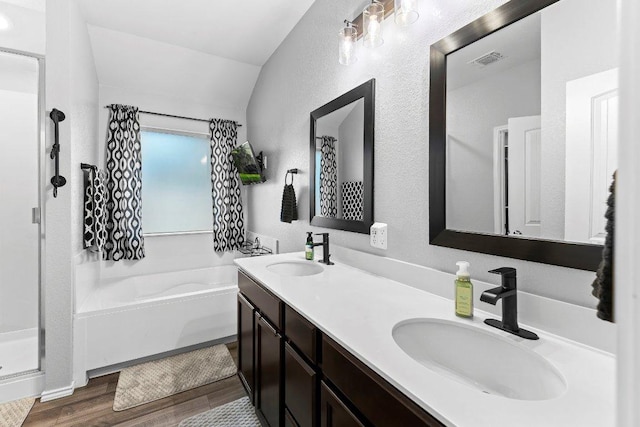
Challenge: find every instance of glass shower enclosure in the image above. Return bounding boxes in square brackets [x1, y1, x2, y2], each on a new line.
[0, 48, 44, 383]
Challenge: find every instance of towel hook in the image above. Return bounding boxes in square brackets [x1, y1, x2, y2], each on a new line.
[285, 168, 298, 185]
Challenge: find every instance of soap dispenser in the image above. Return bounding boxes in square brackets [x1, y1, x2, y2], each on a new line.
[455, 261, 473, 318]
[305, 232, 314, 260]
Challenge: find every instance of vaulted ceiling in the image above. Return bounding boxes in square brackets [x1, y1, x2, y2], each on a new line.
[78, 0, 316, 110]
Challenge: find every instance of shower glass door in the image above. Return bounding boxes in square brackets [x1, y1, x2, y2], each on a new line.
[0, 50, 42, 378]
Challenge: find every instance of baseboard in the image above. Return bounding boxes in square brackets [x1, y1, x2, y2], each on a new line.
[87, 335, 237, 379]
[40, 381, 75, 402]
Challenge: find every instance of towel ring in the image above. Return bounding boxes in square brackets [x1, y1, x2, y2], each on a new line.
[285, 168, 298, 185]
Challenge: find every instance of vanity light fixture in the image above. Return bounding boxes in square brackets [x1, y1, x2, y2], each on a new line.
[394, 0, 419, 26]
[363, 0, 385, 48]
[339, 20, 358, 65]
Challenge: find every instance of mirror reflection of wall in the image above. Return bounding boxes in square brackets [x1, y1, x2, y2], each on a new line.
[445, 0, 617, 245]
[315, 98, 364, 221]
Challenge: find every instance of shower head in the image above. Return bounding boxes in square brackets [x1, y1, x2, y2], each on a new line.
[49, 108, 66, 123]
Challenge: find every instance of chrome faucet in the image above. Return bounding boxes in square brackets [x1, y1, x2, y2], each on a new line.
[480, 267, 538, 340]
[313, 233, 334, 265]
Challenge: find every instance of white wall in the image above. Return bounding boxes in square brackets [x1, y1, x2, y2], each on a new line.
[0, 86, 39, 332]
[338, 100, 364, 184]
[616, 0, 640, 423]
[93, 68, 246, 282]
[247, 0, 598, 308]
[0, 0, 44, 338]
[540, 0, 618, 240]
[0, 1, 45, 55]
[45, 0, 99, 393]
[446, 59, 541, 234]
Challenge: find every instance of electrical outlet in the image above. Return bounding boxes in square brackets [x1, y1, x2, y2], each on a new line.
[370, 222, 387, 249]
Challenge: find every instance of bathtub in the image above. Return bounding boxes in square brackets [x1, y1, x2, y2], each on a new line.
[73, 266, 238, 386]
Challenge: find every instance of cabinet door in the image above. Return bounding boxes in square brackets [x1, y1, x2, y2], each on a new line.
[238, 293, 255, 402]
[285, 409, 299, 427]
[320, 381, 365, 427]
[256, 313, 283, 427]
[285, 343, 317, 427]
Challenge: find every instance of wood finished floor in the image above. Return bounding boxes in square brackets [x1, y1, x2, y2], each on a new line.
[22, 342, 246, 427]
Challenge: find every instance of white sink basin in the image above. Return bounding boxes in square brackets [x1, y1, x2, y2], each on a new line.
[392, 318, 566, 401]
[266, 261, 324, 277]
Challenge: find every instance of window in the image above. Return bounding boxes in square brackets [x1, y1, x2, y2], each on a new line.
[140, 129, 212, 234]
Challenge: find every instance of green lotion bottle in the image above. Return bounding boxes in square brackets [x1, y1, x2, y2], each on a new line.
[455, 261, 473, 318]
[305, 232, 314, 260]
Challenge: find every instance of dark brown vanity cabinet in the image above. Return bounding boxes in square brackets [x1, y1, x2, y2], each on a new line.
[238, 271, 284, 427]
[237, 293, 255, 402]
[256, 313, 283, 427]
[319, 381, 365, 427]
[237, 270, 443, 427]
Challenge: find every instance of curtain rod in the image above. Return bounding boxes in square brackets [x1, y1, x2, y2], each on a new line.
[102, 106, 242, 127]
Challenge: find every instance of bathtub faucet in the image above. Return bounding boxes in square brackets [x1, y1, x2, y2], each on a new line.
[313, 233, 334, 265]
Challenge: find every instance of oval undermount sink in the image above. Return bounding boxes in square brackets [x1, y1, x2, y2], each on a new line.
[392, 318, 566, 401]
[266, 261, 324, 277]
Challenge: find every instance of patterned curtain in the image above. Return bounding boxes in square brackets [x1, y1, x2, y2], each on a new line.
[320, 136, 338, 217]
[210, 119, 245, 252]
[103, 104, 145, 261]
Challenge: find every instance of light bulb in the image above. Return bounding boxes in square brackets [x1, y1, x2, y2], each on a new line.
[367, 16, 380, 39]
[395, 0, 419, 26]
[339, 23, 357, 65]
[363, 1, 384, 48]
[0, 14, 11, 31]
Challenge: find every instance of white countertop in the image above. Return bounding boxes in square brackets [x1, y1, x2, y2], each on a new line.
[235, 252, 615, 427]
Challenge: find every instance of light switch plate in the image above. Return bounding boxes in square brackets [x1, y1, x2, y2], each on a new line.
[370, 222, 387, 249]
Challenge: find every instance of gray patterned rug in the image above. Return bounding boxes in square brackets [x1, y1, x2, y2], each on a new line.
[0, 397, 35, 427]
[113, 344, 237, 411]
[178, 397, 259, 427]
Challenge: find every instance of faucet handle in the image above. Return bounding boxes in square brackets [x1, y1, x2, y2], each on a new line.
[488, 267, 516, 290]
[488, 267, 516, 277]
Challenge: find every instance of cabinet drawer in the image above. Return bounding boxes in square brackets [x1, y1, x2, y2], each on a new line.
[239, 271, 282, 329]
[320, 381, 365, 427]
[285, 343, 317, 427]
[322, 336, 444, 427]
[285, 305, 319, 364]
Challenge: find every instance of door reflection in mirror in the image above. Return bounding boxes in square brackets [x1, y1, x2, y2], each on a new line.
[445, 0, 618, 245]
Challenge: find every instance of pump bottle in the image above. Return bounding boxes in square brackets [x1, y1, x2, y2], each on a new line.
[455, 261, 473, 318]
[305, 232, 314, 260]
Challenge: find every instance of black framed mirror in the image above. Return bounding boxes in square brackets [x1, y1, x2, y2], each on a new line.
[429, 0, 618, 271]
[310, 79, 375, 234]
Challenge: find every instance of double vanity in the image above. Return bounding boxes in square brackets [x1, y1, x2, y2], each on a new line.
[235, 252, 614, 427]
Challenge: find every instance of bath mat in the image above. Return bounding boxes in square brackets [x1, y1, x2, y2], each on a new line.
[178, 397, 258, 427]
[113, 344, 237, 411]
[0, 397, 35, 427]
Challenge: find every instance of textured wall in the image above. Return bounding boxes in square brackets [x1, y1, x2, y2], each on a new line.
[247, 0, 597, 307]
[45, 0, 100, 392]
[45, 0, 74, 392]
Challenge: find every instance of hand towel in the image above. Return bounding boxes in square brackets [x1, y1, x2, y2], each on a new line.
[591, 171, 616, 322]
[280, 184, 298, 223]
[83, 168, 107, 252]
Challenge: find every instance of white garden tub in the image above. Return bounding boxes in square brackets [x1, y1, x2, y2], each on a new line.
[73, 266, 238, 385]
